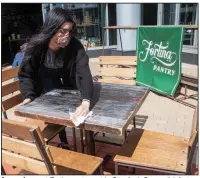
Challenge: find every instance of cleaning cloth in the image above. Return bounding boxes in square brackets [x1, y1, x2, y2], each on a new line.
[70, 111, 93, 127]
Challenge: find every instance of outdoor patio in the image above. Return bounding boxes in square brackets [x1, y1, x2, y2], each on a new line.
[1, 2, 199, 175]
[2, 56, 198, 175]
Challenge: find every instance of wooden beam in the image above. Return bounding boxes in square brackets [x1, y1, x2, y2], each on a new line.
[99, 79, 136, 85]
[2, 80, 20, 97]
[2, 66, 20, 82]
[99, 56, 137, 65]
[2, 136, 42, 160]
[2, 119, 37, 142]
[104, 25, 198, 30]
[2, 150, 48, 174]
[99, 68, 136, 78]
[2, 93, 23, 111]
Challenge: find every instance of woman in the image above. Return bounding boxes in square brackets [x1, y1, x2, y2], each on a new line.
[18, 7, 93, 149]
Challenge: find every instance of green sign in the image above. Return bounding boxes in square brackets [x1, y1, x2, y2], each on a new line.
[136, 26, 184, 96]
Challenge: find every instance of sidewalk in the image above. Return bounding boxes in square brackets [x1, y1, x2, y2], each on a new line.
[182, 63, 198, 78]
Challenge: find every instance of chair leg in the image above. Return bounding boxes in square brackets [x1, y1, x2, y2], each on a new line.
[72, 128, 77, 152]
[115, 162, 119, 175]
[185, 85, 187, 99]
[80, 129, 84, 153]
[2, 111, 8, 119]
[99, 164, 103, 175]
[133, 116, 136, 128]
[124, 130, 127, 140]
[2, 165, 6, 175]
[132, 167, 136, 174]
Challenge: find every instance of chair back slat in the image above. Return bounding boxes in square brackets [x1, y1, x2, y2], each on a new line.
[2, 93, 23, 111]
[2, 150, 48, 174]
[2, 119, 37, 142]
[2, 136, 42, 160]
[99, 56, 137, 65]
[2, 66, 20, 82]
[2, 80, 20, 97]
[98, 78, 136, 85]
[99, 67, 136, 78]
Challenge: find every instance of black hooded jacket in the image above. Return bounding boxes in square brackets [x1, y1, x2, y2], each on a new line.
[18, 37, 93, 101]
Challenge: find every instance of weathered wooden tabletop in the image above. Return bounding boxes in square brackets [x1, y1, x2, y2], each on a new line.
[15, 83, 149, 135]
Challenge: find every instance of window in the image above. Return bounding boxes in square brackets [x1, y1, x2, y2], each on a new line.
[143, 4, 158, 25]
[179, 3, 197, 45]
[64, 4, 106, 47]
[108, 3, 117, 45]
[162, 4, 176, 25]
[42, 3, 106, 47]
[159, 3, 198, 51]
[42, 4, 50, 21]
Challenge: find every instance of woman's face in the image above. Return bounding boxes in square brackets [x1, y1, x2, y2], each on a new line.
[50, 21, 74, 49]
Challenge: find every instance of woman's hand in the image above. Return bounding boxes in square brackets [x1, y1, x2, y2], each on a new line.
[74, 100, 90, 117]
[19, 98, 32, 106]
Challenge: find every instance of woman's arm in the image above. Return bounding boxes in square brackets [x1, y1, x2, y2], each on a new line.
[75, 47, 93, 101]
[18, 55, 38, 101]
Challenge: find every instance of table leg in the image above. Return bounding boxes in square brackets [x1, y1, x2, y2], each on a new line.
[80, 129, 84, 153]
[72, 128, 77, 152]
[86, 131, 112, 167]
[85, 130, 95, 156]
[115, 162, 119, 175]
[2, 165, 6, 175]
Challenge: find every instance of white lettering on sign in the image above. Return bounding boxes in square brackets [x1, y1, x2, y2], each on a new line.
[153, 65, 175, 76]
[139, 40, 177, 76]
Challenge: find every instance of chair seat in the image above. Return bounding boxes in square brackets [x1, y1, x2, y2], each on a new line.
[24, 118, 64, 142]
[48, 145, 103, 175]
[114, 128, 189, 174]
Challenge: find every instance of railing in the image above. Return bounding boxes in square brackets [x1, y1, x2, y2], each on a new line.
[102, 25, 199, 55]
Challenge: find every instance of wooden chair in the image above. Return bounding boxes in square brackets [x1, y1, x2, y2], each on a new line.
[114, 107, 198, 175]
[178, 74, 198, 103]
[98, 56, 137, 85]
[167, 73, 198, 109]
[97, 55, 137, 133]
[2, 119, 103, 175]
[1, 66, 66, 144]
[79, 56, 138, 153]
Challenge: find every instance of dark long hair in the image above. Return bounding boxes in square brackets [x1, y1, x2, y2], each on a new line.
[25, 7, 76, 58]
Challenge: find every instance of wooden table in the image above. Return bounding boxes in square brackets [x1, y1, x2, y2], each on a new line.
[15, 83, 149, 155]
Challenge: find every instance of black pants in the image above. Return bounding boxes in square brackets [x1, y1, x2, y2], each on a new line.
[40, 65, 69, 144]
[58, 129, 68, 143]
